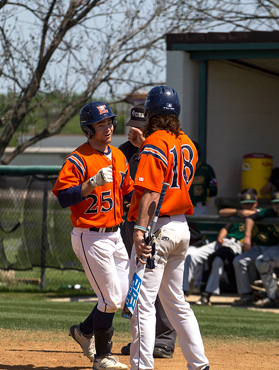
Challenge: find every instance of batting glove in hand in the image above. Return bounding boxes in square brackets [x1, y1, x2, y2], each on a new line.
[89, 165, 113, 188]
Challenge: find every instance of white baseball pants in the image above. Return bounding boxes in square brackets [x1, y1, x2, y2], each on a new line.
[129, 215, 209, 370]
[71, 227, 129, 313]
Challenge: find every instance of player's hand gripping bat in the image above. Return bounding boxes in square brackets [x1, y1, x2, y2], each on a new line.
[121, 182, 170, 319]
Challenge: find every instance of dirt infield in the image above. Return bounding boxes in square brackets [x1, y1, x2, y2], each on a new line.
[0, 329, 278, 370]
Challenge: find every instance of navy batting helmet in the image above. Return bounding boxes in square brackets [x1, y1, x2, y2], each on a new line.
[80, 101, 117, 138]
[144, 85, 180, 120]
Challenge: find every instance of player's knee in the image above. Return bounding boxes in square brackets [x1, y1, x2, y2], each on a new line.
[255, 255, 271, 275]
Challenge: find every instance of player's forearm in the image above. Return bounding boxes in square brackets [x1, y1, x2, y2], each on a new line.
[136, 189, 160, 229]
[219, 208, 238, 217]
[218, 227, 228, 239]
[245, 217, 254, 238]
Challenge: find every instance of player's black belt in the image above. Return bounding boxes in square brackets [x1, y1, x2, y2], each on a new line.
[89, 225, 119, 233]
[159, 215, 171, 218]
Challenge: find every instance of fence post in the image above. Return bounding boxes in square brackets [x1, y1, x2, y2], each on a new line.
[40, 176, 48, 290]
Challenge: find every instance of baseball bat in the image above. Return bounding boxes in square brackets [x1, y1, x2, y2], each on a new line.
[121, 182, 170, 319]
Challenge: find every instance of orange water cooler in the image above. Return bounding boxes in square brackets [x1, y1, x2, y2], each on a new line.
[242, 153, 273, 199]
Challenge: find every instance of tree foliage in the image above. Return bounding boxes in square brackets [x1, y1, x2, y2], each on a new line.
[0, 0, 278, 164]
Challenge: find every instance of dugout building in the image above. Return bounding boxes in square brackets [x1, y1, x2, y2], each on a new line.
[166, 31, 279, 214]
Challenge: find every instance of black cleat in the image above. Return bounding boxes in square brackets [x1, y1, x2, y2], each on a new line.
[121, 343, 174, 359]
[121, 342, 131, 356]
[153, 345, 174, 359]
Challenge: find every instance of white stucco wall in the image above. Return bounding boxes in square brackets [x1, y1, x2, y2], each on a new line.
[207, 60, 279, 200]
[167, 51, 279, 214]
[166, 51, 199, 140]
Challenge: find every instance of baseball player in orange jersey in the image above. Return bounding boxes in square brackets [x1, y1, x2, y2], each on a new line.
[119, 105, 177, 359]
[52, 101, 133, 370]
[127, 86, 209, 370]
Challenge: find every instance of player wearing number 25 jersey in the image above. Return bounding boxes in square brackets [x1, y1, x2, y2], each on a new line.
[52, 101, 133, 370]
[128, 86, 209, 370]
[53, 142, 133, 228]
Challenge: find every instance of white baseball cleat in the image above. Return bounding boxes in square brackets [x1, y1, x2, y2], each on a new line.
[93, 355, 128, 370]
[69, 323, 95, 361]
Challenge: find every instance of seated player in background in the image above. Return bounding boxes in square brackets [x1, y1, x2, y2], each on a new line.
[183, 188, 258, 298]
[195, 188, 259, 305]
[233, 191, 279, 308]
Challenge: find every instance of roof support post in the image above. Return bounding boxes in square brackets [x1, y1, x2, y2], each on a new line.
[198, 60, 208, 162]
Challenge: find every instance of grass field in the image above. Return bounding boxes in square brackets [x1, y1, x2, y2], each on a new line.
[0, 292, 278, 341]
[1, 292, 279, 370]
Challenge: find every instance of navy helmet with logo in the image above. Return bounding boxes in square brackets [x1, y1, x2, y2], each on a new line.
[144, 85, 180, 120]
[80, 101, 117, 138]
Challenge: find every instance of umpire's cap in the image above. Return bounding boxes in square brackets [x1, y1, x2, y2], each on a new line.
[125, 104, 146, 128]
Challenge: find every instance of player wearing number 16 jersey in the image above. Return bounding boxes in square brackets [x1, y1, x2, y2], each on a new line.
[127, 86, 210, 370]
[52, 101, 133, 370]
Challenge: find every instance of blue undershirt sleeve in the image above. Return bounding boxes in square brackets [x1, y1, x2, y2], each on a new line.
[58, 184, 84, 208]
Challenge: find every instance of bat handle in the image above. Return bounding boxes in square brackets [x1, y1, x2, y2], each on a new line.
[150, 182, 170, 235]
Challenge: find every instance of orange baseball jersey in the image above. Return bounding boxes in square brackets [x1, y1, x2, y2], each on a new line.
[128, 130, 197, 221]
[52, 142, 134, 228]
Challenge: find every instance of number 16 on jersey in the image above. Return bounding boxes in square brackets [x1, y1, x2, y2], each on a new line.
[121, 182, 170, 319]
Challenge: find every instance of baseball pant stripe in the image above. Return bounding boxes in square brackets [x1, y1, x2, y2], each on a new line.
[81, 233, 107, 311]
[71, 227, 129, 313]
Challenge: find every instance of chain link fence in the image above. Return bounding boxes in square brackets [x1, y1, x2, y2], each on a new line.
[0, 166, 90, 291]
[1, 166, 279, 292]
